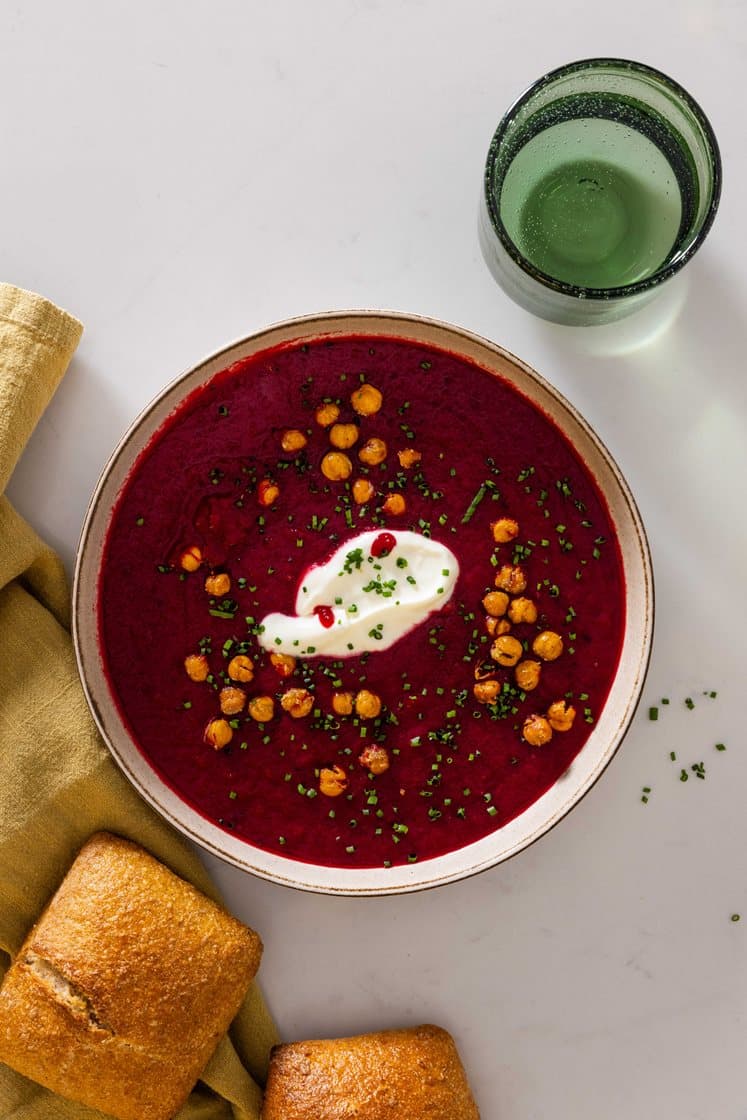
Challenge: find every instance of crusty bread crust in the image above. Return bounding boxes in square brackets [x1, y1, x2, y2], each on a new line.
[0, 832, 263, 1120]
[261, 1024, 480, 1119]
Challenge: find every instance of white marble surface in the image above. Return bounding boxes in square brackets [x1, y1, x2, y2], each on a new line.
[2, 3, 746, 1117]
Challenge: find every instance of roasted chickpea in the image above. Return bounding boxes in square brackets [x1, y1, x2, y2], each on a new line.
[227, 654, 254, 682]
[532, 630, 564, 661]
[358, 437, 387, 466]
[281, 428, 307, 452]
[280, 687, 314, 719]
[474, 659, 497, 681]
[397, 448, 421, 469]
[547, 700, 576, 732]
[355, 689, 382, 719]
[490, 634, 524, 668]
[315, 402, 340, 427]
[382, 493, 406, 516]
[508, 596, 538, 625]
[491, 518, 519, 544]
[358, 745, 390, 775]
[248, 695, 275, 722]
[219, 686, 246, 715]
[204, 718, 233, 750]
[179, 544, 202, 572]
[484, 616, 512, 638]
[319, 765, 349, 797]
[351, 383, 383, 416]
[482, 590, 509, 617]
[321, 451, 353, 481]
[184, 653, 209, 682]
[257, 479, 280, 506]
[515, 659, 541, 692]
[352, 477, 375, 504]
[204, 572, 231, 597]
[270, 652, 296, 678]
[522, 714, 553, 747]
[329, 422, 359, 450]
[332, 691, 354, 716]
[474, 680, 501, 704]
[494, 564, 527, 594]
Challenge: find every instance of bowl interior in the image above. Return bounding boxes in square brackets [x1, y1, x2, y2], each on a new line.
[73, 311, 653, 895]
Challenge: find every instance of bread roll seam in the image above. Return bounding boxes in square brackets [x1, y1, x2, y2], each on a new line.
[24, 952, 115, 1035]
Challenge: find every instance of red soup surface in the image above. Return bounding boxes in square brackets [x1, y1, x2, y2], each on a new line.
[99, 335, 625, 868]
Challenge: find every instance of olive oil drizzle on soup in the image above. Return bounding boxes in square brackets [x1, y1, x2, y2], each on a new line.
[99, 336, 625, 868]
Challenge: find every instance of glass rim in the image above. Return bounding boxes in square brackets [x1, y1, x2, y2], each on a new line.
[483, 57, 723, 302]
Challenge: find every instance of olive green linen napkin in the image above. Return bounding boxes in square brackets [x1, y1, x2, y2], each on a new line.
[0, 284, 278, 1120]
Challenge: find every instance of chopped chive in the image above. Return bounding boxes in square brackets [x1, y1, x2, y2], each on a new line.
[461, 483, 487, 524]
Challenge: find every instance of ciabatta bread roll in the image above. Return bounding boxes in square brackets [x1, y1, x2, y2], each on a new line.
[261, 1023, 480, 1119]
[0, 832, 263, 1120]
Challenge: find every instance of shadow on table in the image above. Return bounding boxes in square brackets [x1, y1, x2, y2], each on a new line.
[532, 256, 745, 406]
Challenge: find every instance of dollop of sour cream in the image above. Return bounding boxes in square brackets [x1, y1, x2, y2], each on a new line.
[258, 530, 459, 658]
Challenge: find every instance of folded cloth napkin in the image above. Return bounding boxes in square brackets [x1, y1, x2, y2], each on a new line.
[0, 284, 278, 1120]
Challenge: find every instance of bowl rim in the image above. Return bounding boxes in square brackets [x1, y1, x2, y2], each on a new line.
[482, 56, 723, 302]
[72, 309, 654, 895]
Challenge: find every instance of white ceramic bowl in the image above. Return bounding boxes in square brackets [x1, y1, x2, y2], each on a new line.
[73, 311, 653, 895]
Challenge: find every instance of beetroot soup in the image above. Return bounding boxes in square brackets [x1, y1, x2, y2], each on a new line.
[99, 335, 625, 868]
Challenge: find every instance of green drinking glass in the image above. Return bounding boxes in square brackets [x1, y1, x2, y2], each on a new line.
[479, 59, 722, 325]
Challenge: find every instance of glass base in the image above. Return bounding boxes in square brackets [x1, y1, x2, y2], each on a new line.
[478, 193, 664, 326]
